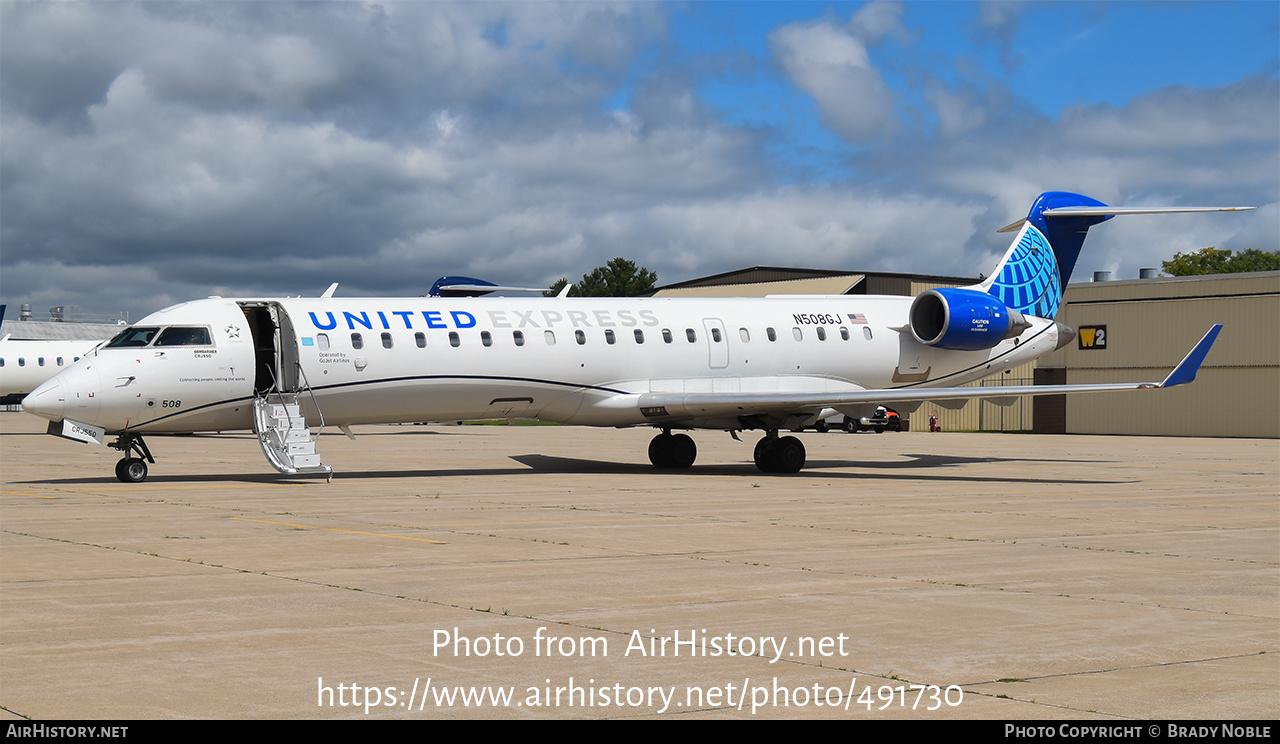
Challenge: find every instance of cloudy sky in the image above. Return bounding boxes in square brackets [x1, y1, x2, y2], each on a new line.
[1, 1, 1276, 320]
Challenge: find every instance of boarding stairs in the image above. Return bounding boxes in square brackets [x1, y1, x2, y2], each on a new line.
[253, 392, 332, 478]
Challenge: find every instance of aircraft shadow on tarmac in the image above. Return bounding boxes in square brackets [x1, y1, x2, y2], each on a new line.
[504, 453, 1130, 485]
[16, 452, 1129, 487]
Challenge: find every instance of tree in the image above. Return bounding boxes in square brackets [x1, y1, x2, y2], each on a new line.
[544, 257, 658, 297]
[1162, 247, 1280, 276]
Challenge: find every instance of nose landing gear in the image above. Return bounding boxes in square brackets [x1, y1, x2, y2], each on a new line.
[109, 433, 154, 483]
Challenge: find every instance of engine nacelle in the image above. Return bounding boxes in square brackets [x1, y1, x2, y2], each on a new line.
[909, 287, 1031, 351]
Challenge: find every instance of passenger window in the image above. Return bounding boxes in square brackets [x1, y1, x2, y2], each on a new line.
[766, 327, 777, 342]
[318, 334, 330, 350]
[449, 332, 461, 348]
[381, 332, 393, 349]
[56, 357, 64, 366]
[575, 330, 586, 345]
[514, 331, 525, 347]
[662, 329, 673, 344]
[0, 358, 5, 367]
[605, 329, 616, 345]
[414, 332, 425, 348]
[840, 327, 849, 341]
[351, 333, 364, 350]
[816, 327, 826, 341]
[481, 331, 492, 347]
[634, 329, 644, 344]
[38, 357, 45, 366]
[155, 326, 212, 347]
[863, 327, 873, 340]
[686, 328, 697, 343]
[711, 328, 722, 343]
[18, 358, 24, 367]
[544, 330, 556, 346]
[793, 327, 803, 341]
[739, 328, 749, 342]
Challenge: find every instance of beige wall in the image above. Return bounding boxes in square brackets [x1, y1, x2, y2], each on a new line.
[911, 362, 1036, 433]
[653, 275, 862, 297]
[1042, 272, 1279, 438]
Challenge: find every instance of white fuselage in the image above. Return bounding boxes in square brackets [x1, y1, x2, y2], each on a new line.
[23, 294, 1060, 435]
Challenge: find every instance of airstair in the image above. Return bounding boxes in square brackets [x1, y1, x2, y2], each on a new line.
[252, 392, 332, 478]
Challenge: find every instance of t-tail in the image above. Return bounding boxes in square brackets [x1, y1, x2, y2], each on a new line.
[978, 191, 1255, 319]
[908, 192, 1252, 352]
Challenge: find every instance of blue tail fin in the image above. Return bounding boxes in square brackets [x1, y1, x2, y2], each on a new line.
[976, 192, 1112, 319]
[973, 192, 1254, 319]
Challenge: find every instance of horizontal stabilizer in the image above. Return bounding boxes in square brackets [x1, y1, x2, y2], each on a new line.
[998, 205, 1255, 233]
[429, 275, 550, 297]
[433, 283, 550, 295]
[1043, 206, 1256, 218]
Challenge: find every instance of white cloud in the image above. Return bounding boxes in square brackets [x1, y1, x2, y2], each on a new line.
[0, 2, 1273, 319]
[849, 1, 908, 45]
[770, 21, 897, 142]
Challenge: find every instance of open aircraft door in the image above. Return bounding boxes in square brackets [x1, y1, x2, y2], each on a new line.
[238, 301, 330, 477]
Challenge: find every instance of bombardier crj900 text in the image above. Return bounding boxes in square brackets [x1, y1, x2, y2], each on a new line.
[23, 192, 1249, 482]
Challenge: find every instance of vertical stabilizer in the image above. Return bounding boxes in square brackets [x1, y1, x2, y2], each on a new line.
[978, 192, 1112, 319]
[975, 192, 1253, 319]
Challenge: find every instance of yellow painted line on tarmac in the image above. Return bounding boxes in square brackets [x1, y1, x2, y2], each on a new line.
[230, 517, 447, 544]
[1, 489, 55, 499]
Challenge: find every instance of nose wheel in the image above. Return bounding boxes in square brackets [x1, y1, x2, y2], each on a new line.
[108, 433, 155, 483]
[115, 457, 149, 483]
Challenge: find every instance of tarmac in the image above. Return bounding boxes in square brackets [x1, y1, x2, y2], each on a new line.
[1, 412, 1276, 719]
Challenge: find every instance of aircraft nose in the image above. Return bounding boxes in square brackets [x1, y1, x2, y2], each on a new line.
[22, 376, 66, 421]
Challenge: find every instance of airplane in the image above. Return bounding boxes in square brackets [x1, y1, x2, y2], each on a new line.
[19, 192, 1250, 483]
[0, 306, 110, 404]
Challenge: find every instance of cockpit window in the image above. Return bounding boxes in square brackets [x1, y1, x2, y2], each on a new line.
[105, 327, 160, 348]
[154, 326, 212, 347]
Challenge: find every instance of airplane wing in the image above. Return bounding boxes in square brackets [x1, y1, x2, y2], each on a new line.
[635, 325, 1222, 420]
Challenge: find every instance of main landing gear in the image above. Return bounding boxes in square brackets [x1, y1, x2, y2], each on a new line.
[753, 433, 805, 474]
[647, 429, 806, 473]
[648, 430, 697, 469]
[109, 433, 155, 483]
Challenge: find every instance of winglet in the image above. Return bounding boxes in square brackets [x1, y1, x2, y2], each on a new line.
[1159, 325, 1223, 388]
[557, 283, 572, 298]
[321, 283, 339, 299]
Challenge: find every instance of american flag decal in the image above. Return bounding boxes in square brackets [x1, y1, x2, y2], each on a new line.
[847, 313, 868, 324]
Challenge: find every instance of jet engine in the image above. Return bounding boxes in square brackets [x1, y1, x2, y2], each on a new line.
[909, 287, 1031, 351]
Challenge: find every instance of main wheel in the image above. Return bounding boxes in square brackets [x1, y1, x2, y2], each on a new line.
[116, 457, 148, 483]
[773, 436, 806, 473]
[667, 433, 697, 469]
[648, 433, 673, 468]
[844, 419, 858, 433]
[753, 437, 775, 472]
